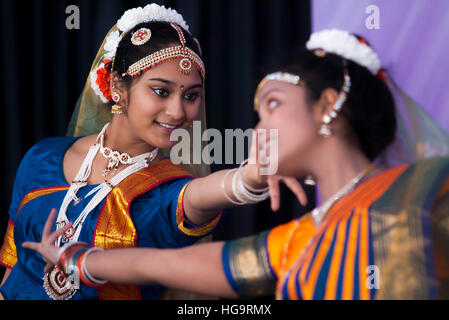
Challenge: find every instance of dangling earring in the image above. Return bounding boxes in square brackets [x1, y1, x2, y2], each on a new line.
[304, 175, 316, 186]
[318, 123, 332, 138]
[318, 65, 351, 138]
[111, 92, 124, 115]
[111, 104, 124, 114]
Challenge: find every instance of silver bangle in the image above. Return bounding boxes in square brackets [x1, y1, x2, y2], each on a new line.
[222, 169, 245, 205]
[222, 159, 270, 206]
[236, 170, 270, 203]
[232, 167, 247, 204]
[238, 159, 269, 193]
[81, 247, 108, 285]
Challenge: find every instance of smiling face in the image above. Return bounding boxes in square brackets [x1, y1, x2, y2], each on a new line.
[254, 79, 323, 177]
[118, 60, 203, 149]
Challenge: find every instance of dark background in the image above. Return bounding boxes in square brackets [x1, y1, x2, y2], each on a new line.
[0, 0, 315, 280]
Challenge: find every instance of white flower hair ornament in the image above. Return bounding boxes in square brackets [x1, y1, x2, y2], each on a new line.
[306, 29, 382, 76]
[117, 4, 189, 34]
[90, 4, 194, 103]
[104, 4, 189, 59]
[103, 31, 121, 59]
[302, 29, 385, 139]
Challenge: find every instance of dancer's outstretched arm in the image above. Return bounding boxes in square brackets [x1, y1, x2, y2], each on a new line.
[86, 242, 236, 298]
[22, 209, 237, 298]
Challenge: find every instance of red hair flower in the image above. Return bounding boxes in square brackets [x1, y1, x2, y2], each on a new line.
[89, 59, 112, 103]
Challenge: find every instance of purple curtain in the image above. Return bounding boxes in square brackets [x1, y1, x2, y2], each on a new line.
[312, 0, 449, 133]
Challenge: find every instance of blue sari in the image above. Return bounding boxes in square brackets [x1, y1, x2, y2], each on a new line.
[0, 137, 221, 299]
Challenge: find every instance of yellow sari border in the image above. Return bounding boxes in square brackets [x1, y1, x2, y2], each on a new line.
[94, 159, 194, 300]
[0, 220, 17, 269]
[1, 185, 70, 270]
[175, 182, 222, 237]
[16, 186, 70, 216]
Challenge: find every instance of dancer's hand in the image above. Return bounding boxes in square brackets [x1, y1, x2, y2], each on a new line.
[242, 130, 308, 211]
[266, 174, 308, 211]
[22, 208, 72, 273]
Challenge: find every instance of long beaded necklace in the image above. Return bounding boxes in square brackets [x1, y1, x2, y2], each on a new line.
[43, 123, 158, 300]
[274, 164, 376, 300]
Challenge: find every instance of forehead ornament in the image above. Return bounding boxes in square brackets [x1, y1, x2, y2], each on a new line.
[131, 28, 152, 46]
[254, 72, 304, 111]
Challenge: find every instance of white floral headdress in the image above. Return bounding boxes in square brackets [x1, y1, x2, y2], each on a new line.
[306, 29, 381, 75]
[104, 4, 189, 59]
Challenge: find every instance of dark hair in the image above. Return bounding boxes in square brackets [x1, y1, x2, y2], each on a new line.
[278, 49, 396, 161]
[109, 21, 202, 85]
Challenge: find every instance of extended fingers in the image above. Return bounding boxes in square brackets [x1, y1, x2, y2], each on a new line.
[248, 130, 260, 166]
[42, 208, 58, 240]
[21, 241, 40, 252]
[267, 176, 280, 212]
[283, 177, 308, 206]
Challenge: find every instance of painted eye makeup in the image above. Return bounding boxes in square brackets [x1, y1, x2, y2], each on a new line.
[151, 88, 169, 97]
[184, 92, 199, 101]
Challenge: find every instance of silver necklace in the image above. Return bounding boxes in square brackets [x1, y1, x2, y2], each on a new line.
[311, 164, 376, 226]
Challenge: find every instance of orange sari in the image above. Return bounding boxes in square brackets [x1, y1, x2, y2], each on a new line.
[223, 157, 449, 299]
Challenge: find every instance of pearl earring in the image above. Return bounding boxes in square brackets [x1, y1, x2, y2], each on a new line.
[304, 175, 316, 186]
[318, 122, 332, 138]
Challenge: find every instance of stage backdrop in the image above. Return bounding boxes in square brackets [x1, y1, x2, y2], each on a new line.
[312, 0, 449, 133]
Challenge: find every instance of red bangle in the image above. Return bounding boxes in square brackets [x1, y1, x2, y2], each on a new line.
[56, 242, 89, 275]
[76, 250, 90, 286]
[76, 249, 104, 287]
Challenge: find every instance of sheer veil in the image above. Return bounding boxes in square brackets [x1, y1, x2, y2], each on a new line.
[375, 74, 449, 168]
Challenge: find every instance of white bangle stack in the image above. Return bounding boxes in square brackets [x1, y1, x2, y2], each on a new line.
[222, 159, 270, 205]
[81, 247, 108, 285]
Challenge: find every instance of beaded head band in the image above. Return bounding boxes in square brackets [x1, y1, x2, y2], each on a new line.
[254, 72, 305, 111]
[123, 23, 205, 79]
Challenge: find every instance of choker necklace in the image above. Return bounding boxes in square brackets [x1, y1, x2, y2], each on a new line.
[99, 123, 158, 177]
[43, 123, 159, 300]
